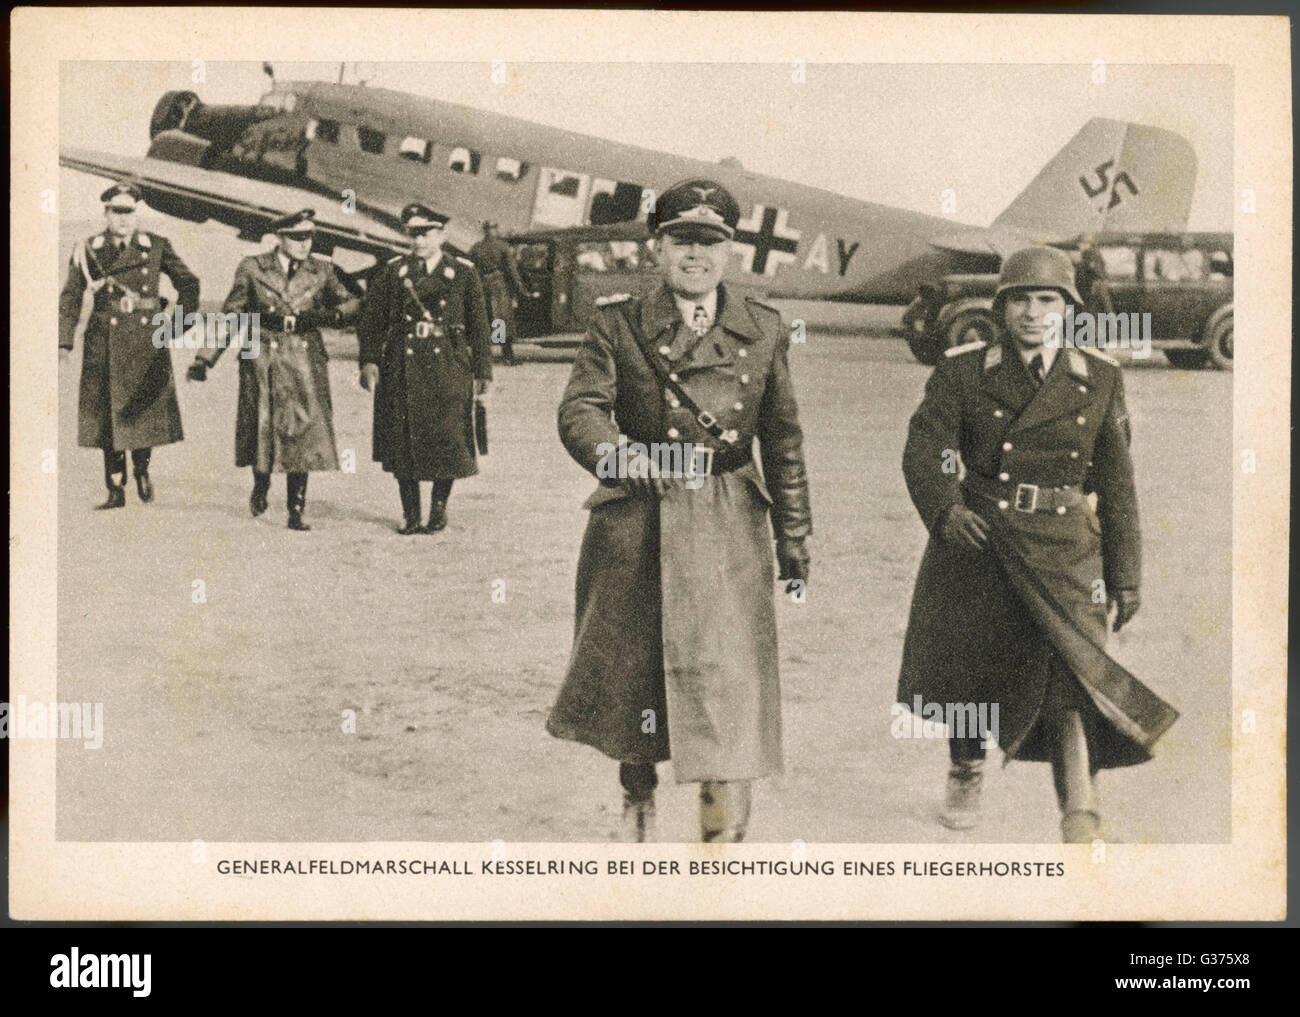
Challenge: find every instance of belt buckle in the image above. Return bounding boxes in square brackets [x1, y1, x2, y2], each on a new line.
[119, 294, 135, 314]
[1014, 483, 1039, 513]
[689, 445, 714, 478]
[696, 409, 717, 429]
[415, 321, 433, 339]
[283, 315, 297, 334]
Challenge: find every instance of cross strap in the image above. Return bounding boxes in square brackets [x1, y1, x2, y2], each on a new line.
[619, 312, 739, 447]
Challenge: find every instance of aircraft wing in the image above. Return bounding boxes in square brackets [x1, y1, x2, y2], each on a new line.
[927, 227, 1059, 260]
[59, 146, 475, 259]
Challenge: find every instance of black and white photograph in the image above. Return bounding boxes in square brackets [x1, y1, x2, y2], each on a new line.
[9, 9, 1288, 922]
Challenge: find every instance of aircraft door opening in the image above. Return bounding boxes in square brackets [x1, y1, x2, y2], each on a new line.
[532, 168, 591, 228]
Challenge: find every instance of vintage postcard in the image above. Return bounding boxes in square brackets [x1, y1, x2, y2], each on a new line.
[9, 8, 1289, 921]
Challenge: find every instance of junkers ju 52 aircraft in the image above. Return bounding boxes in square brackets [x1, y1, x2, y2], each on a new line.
[60, 74, 1199, 329]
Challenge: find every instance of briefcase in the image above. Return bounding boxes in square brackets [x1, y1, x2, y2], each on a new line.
[474, 398, 488, 455]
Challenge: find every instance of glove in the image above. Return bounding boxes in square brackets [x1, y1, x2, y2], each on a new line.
[359, 363, 379, 392]
[777, 539, 810, 593]
[1110, 588, 1140, 632]
[186, 360, 207, 382]
[942, 504, 989, 549]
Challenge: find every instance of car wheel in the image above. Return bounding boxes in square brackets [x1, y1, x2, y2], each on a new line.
[1206, 311, 1233, 371]
[945, 309, 997, 352]
[1165, 349, 1208, 370]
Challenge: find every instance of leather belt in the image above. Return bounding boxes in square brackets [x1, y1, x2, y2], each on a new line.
[261, 313, 303, 333]
[95, 295, 163, 314]
[963, 471, 1086, 514]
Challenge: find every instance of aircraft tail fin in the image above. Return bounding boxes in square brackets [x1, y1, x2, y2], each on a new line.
[992, 118, 1197, 236]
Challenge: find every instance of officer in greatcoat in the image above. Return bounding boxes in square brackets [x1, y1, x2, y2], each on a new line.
[547, 179, 812, 843]
[59, 181, 199, 508]
[186, 209, 359, 530]
[469, 220, 536, 366]
[897, 245, 1178, 843]
[357, 203, 492, 534]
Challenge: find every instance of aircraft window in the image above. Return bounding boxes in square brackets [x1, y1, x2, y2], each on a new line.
[258, 92, 296, 113]
[399, 136, 432, 163]
[1097, 246, 1137, 280]
[496, 157, 528, 182]
[307, 118, 340, 144]
[358, 127, 386, 155]
[449, 147, 481, 174]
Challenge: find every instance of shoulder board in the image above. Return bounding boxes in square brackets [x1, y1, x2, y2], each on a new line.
[744, 296, 781, 315]
[135, 232, 152, 248]
[1077, 345, 1119, 367]
[90, 235, 105, 250]
[944, 339, 987, 358]
[595, 293, 632, 307]
[310, 252, 333, 262]
[455, 255, 475, 268]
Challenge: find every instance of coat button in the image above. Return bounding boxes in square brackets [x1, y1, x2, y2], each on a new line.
[1056, 505, 1068, 515]
[141, 285, 148, 293]
[733, 402, 743, 411]
[406, 348, 413, 355]
[668, 372, 679, 382]
[1002, 441, 1013, 451]
[998, 500, 1009, 510]
[270, 341, 278, 350]
[110, 317, 117, 325]
[1076, 415, 1086, 425]
[998, 472, 1010, 482]
[667, 427, 680, 439]
[1070, 450, 1079, 459]
[1078, 385, 1087, 393]
[433, 347, 440, 354]
[993, 409, 1004, 418]
[738, 348, 747, 357]
[740, 374, 750, 384]
[405, 314, 412, 321]
[141, 317, 148, 325]
[658, 345, 671, 355]
[439, 300, 446, 308]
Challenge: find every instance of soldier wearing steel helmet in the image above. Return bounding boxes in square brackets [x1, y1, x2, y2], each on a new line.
[547, 178, 812, 843]
[897, 245, 1177, 843]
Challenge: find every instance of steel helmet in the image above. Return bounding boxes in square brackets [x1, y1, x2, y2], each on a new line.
[992, 245, 1082, 315]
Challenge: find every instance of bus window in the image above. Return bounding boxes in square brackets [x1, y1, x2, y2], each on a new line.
[399, 136, 432, 163]
[575, 243, 609, 272]
[306, 118, 340, 144]
[449, 147, 481, 174]
[496, 156, 528, 182]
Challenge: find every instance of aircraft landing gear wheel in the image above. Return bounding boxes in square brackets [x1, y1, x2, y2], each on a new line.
[1206, 313, 1233, 371]
[1165, 349, 1208, 370]
[945, 310, 997, 353]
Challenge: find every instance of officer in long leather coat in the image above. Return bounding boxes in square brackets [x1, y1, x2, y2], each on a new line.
[547, 179, 812, 843]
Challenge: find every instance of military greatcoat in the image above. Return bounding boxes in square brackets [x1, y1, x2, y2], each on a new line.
[898, 337, 1177, 769]
[547, 282, 812, 783]
[197, 250, 356, 473]
[357, 252, 492, 480]
[59, 229, 198, 451]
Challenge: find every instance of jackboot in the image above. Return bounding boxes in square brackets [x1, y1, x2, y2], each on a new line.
[425, 479, 452, 533]
[939, 759, 985, 830]
[396, 477, 422, 534]
[97, 450, 127, 510]
[131, 449, 154, 503]
[286, 472, 311, 531]
[621, 791, 656, 843]
[1053, 710, 1101, 843]
[699, 781, 752, 843]
[249, 471, 271, 517]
